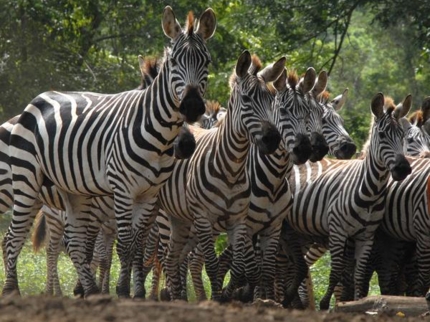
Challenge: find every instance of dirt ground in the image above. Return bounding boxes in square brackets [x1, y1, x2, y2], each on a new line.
[0, 295, 428, 322]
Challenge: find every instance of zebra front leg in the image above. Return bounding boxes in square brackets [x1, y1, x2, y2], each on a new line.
[319, 231, 348, 310]
[189, 245, 208, 301]
[194, 217, 220, 301]
[164, 214, 192, 300]
[354, 236, 376, 300]
[64, 195, 100, 297]
[2, 201, 42, 296]
[100, 231, 115, 294]
[415, 231, 430, 297]
[221, 223, 248, 301]
[258, 227, 282, 300]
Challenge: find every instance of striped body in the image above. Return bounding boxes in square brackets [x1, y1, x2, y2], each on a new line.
[2, 7, 216, 298]
[158, 52, 285, 300]
[286, 94, 411, 309]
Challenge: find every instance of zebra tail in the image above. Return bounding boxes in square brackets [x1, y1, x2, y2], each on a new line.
[31, 210, 47, 253]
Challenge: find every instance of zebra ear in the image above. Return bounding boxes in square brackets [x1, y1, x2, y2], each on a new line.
[258, 57, 286, 83]
[332, 88, 348, 111]
[273, 69, 287, 92]
[236, 51, 252, 79]
[397, 94, 412, 119]
[312, 70, 328, 98]
[162, 6, 182, 40]
[399, 117, 412, 132]
[300, 67, 317, 94]
[371, 93, 385, 119]
[421, 97, 430, 122]
[195, 8, 217, 41]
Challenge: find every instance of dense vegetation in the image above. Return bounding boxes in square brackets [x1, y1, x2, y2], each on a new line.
[0, 0, 429, 306]
[1, 0, 429, 148]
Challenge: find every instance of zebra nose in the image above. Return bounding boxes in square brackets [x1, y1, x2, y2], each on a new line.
[292, 133, 312, 165]
[173, 127, 196, 159]
[179, 86, 206, 123]
[257, 121, 281, 155]
[390, 154, 411, 181]
[309, 132, 329, 162]
[335, 141, 357, 160]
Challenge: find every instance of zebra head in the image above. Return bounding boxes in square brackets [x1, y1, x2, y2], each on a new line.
[370, 93, 411, 181]
[396, 95, 430, 157]
[304, 70, 330, 162]
[320, 88, 357, 159]
[420, 97, 430, 147]
[230, 51, 283, 155]
[162, 6, 216, 123]
[271, 69, 312, 165]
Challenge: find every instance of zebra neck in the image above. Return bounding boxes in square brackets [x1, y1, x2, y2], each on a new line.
[360, 150, 390, 198]
[130, 65, 184, 152]
[210, 114, 249, 184]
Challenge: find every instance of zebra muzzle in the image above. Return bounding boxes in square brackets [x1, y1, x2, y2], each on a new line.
[390, 154, 412, 181]
[334, 140, 357, 160]
[309, 132, 329, 162]
[179, 86, 206, 124]
[291, 133, 312, 165]
[257, 121, 281, 155]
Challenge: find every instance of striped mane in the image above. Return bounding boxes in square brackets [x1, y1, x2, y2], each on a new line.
[288, 70, 299, 90]
[360, 96, 396, 158]
[186, 11, 195, 35]
[408, 110, 424, 127]
[320, 91, 331, 104]
[205, 100, 222, 115]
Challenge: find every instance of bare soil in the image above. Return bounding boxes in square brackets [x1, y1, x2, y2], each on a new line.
[0, 295, 428, 322]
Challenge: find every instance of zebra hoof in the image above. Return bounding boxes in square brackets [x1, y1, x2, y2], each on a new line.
[160, 288, 171, 301]
[426, 292, 430, 301]
[73, 285, 85, 298]
[116, 286, 131, 299]
[133, 290, 146, 299]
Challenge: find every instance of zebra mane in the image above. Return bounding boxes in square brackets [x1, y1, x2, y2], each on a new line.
[287, 70, 299, 90]
[248, 55, 262, 76]
[186, 11, 195, 35]
[360, 96, 398, 158]
[408, 110, 424, 127]
[137, 56, 160, 90]
[320, 91, 330, 103]
[205, 100, 222, 115]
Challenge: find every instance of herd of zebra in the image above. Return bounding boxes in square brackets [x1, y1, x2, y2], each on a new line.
[0, 6, 430, 310]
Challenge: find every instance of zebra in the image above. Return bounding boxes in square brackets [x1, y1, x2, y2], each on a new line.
[157, 51, 285, 301]
[2, 6, 216, 298]
[285, 93, 411, 309]
[296, 95, 430, 303]
[270, 87, 357, 306]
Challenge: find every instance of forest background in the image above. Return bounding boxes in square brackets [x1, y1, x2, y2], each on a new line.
[1, 0, 430, 148]
[0, 0, 429, 302]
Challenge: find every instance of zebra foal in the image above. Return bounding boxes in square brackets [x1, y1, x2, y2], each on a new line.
[2, 6, 216, 298]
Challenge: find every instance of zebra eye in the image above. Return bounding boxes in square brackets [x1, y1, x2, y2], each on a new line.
[407, 138, 414, 144]
[242, 95, 252, 104]
[280, 108, 288, 115]
[170, 58, 177, 67]
[379, 131, 386, 139]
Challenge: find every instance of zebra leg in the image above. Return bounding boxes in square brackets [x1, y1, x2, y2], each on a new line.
[63, 195, 100, 297]
[100, 230, 115, 294]
[45, 214, 65, 297]
[189, 245, 208, 301]
[354, 236, 375, 300]
[194, 217, 220, 301]
[217, 244, 232, 287]
[164, 214, 191, 300]
[416, 231, 430, 297]
[142, 223, 161, 300]
[319, 230, 348, 310]
[221, 223, 248, 301]
[2, 200, 42, 296]
[258, 226, 282, 300]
